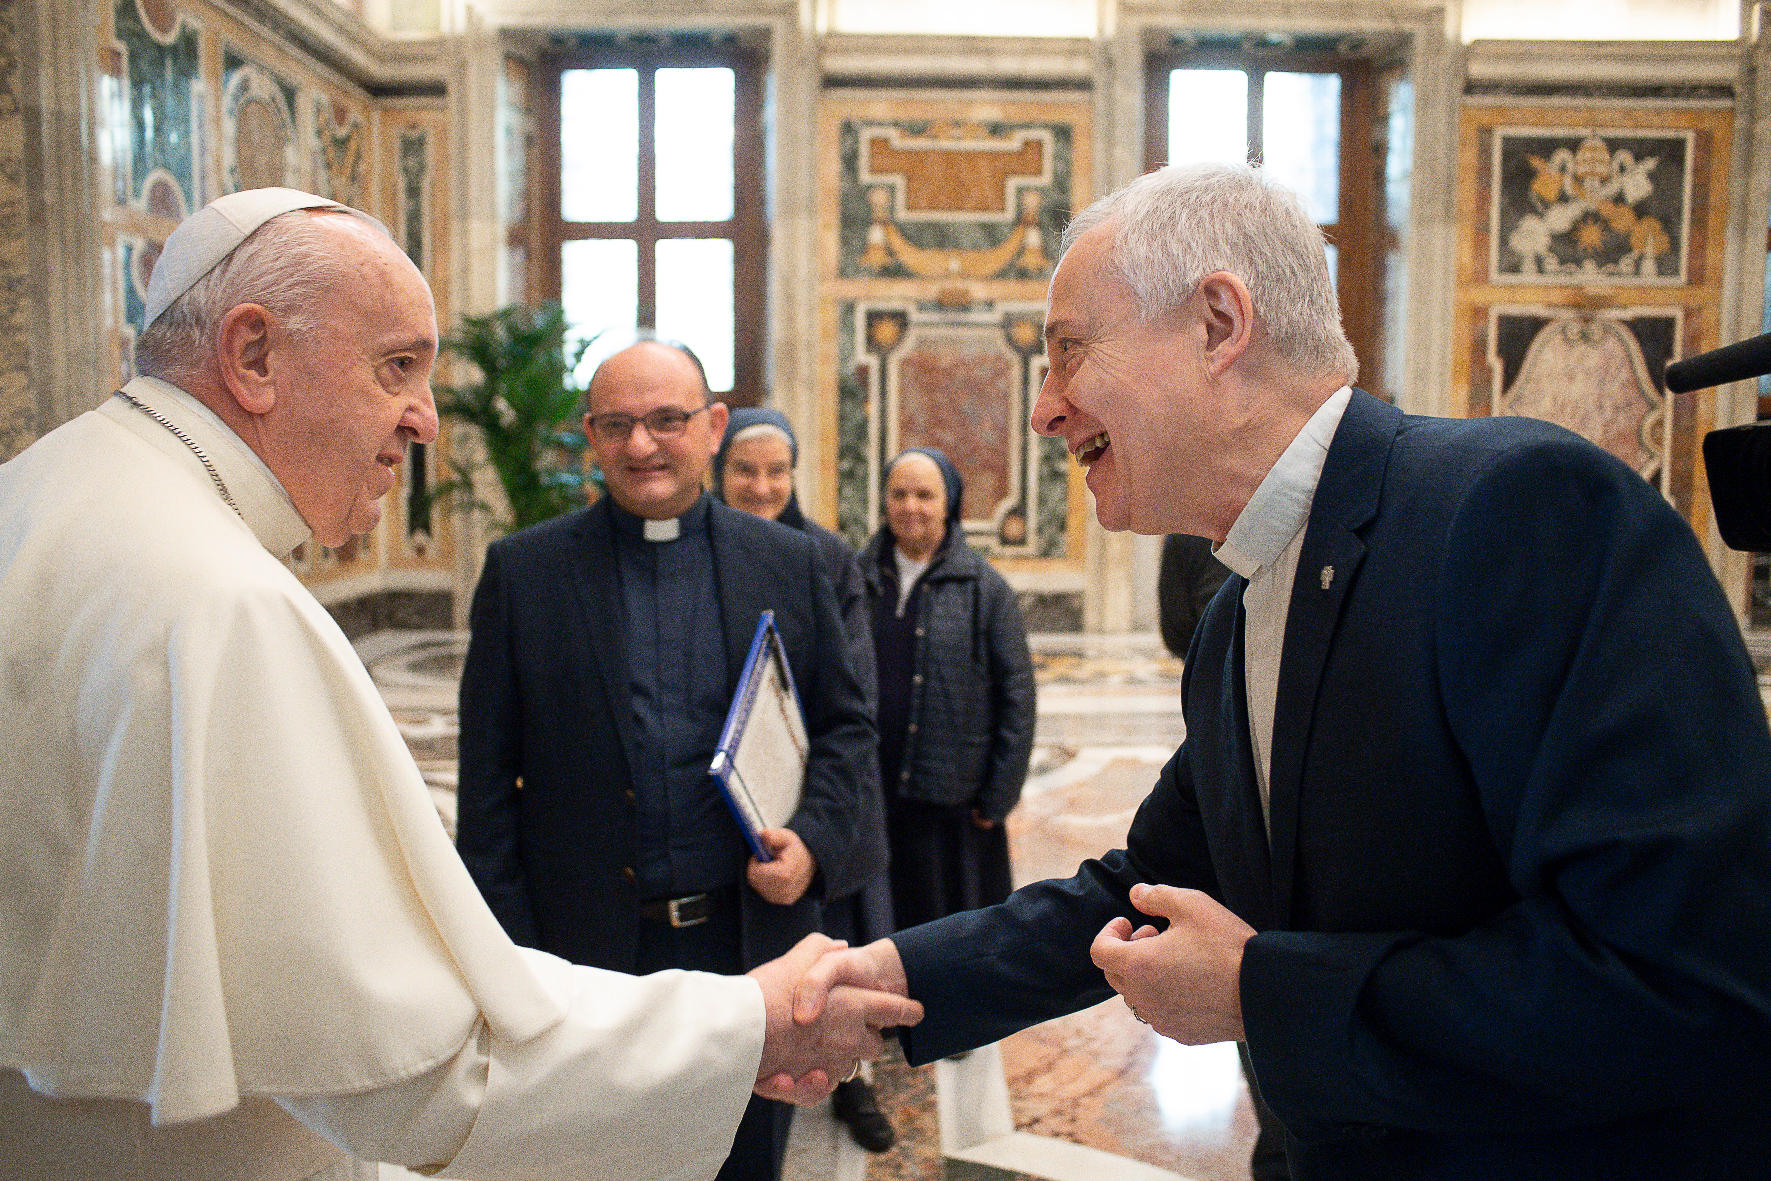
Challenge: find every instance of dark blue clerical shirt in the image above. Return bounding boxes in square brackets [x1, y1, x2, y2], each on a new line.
[608, 495, 739, 898]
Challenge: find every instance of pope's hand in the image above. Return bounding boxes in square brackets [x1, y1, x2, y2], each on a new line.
[748, 933, 923, 1104]
[1090, 884, 1254, 1045]
[747, 828, 816, 906]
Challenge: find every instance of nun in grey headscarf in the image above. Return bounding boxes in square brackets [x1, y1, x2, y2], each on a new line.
[857, 447, 1037, 933]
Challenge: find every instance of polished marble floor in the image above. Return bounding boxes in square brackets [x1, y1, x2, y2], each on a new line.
[360, 629, 1261, 1181]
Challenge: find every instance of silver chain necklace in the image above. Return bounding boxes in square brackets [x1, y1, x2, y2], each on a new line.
[114, 389, 243, 519]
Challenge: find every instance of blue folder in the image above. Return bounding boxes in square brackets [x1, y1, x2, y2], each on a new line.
[710, 611, 809, 861]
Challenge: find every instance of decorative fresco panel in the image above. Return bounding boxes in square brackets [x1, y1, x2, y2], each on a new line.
[836, 297, 1063, 558]
[837, 119, 1071, 282]
[311, 98, 365, 207]
[1453, 99, 1732, 529]
[821, 94, 1090, 571]
[397, 128, 429, 273]
[377, 106, 453, 573]
[1490, 128, 1691, 285]
[0, 0, 34, 462]
[1486, 308, 1677, 482]
[501, 55, 531, 303]
[112, 0, 201, 214]
[221, 52, 298, 192]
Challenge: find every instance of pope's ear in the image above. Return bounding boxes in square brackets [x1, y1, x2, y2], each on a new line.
[216, 303, 278, 416]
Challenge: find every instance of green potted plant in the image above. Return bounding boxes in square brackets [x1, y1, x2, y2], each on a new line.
[430, 302, 594, 535]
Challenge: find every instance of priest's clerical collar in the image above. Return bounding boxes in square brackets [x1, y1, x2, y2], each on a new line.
[607, 491, 711, 543]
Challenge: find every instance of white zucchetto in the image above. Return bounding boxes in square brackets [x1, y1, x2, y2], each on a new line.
[143, 188, 384, 329]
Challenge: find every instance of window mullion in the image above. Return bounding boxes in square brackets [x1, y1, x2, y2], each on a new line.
[636, 63, 660, 327]
[1247, 69, 1266, 166]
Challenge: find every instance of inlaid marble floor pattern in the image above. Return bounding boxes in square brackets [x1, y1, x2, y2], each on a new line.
[357, 629, 1268, 1181]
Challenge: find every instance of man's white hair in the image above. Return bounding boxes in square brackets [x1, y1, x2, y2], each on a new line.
[1061, 162, 1358, 384]
[134, 206, 384, 383]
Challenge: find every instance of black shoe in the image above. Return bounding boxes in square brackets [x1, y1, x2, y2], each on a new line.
[831, 1078, 896, 1153]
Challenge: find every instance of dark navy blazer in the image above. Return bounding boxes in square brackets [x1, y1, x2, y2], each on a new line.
[895, 390, 1771, 1178]
[456, 495, 879, 973]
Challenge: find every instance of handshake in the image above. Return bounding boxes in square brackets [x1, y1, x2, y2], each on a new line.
[745, 934, 915, 1104]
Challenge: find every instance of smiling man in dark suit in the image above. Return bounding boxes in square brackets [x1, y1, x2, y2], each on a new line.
[799, 162, 1771, 1179]
[456, 337, 879, 1181]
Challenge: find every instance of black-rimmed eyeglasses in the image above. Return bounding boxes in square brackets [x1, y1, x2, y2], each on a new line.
[586, 405, 709, 444]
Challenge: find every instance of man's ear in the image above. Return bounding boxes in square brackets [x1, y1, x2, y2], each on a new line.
[706, 400, 730, 445]
[216, 303, 278, 416]
[1197, 271, 1255, 377]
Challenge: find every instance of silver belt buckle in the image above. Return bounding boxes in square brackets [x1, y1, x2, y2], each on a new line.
[668, 894, 709, 928]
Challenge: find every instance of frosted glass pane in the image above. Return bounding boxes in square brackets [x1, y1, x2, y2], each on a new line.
[1385, 77, 1415, 229]
[1167, 71, 1248, 168]
[561, 240, 638, 385]
[656, 69, 734, 222]
[561, 69, 637, 222]
[656, 239, 734, 394]
[1264, 73, 1341, 225]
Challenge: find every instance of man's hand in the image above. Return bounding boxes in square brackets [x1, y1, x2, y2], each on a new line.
[748, 934, 923, 1104]
[791, 938, 909, 1026]
[1090, 884, 1255, 1045]
[747, 828, 816, 906]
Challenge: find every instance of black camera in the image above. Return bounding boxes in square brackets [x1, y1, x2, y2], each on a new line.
[1664, 337, 1771, 553]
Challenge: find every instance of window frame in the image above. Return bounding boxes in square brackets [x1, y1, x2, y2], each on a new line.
[1143, 46, 1387, 398]
[536, 41, 767, 404]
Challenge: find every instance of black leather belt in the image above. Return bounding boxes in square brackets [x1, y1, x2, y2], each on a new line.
[638, 892, 716, 928]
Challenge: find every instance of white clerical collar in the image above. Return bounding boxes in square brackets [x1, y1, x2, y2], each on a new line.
[1214, 386, 1352, 580]
[643, 517, 680, 542]
[110, 376, 312, 558]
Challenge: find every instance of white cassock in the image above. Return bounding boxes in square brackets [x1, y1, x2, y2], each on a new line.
[0, 377, 763, 1180]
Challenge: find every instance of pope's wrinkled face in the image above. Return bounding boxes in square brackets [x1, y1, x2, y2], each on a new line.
[584, 342, 728, 521]
[265, 216, 439, 547]
[722, 431, 795, 521]
[885, 453, 948, 562]
[1031, 220, 1208, 536]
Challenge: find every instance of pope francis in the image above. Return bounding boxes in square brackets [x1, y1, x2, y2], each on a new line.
[0, 189, 920, 1181]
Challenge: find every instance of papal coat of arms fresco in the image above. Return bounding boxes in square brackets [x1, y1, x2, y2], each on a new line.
[1492, 128, 1691, 285]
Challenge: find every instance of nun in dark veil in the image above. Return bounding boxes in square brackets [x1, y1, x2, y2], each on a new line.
[856, 447, 1037, 932]
[712, 407, 898, 1153]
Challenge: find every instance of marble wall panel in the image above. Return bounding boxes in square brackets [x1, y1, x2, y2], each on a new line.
[312, 96, 366, 206]
[500, 54, 530, 305]
[0, 0, 34, 462]
[378, 103, 455, 577]
[1486, 308, 1677, 480]
[820, 93, 1089, 571]
[835, 296, 1066, 556]
[113, 0, 203, 216]
[1454, 99, 1732, 530]
[221, 50, 299, 192]
[837, 119, 1071, 282]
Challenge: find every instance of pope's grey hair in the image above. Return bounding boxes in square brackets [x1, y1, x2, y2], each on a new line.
[1060, 162, 1358, 385]
[134, 206, 386, 383]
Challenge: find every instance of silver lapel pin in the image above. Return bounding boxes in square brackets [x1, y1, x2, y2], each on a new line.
[1320, 565, 1335, 591]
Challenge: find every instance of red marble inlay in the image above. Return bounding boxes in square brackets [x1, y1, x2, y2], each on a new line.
[137, 0, 179, 41]
[895, 329, 1015, 522]
[143, 173, 185, 222]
